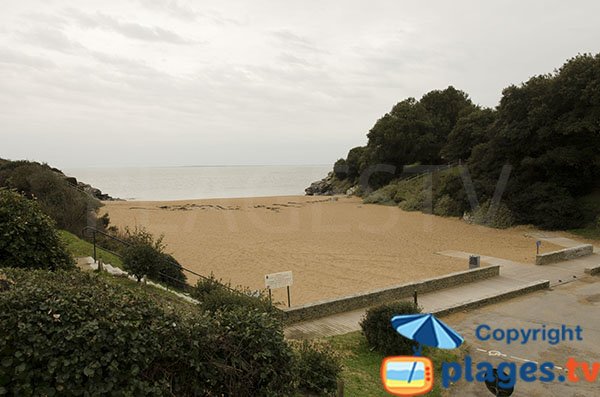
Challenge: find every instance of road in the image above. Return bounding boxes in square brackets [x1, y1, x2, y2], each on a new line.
[444, 275, 600, 397]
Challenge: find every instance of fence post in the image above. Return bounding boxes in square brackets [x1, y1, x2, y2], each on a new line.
[337, 379, 344, 397]
[92, 230, 97, 263]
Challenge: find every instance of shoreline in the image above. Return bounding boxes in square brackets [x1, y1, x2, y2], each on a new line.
[102, 195, 568, 306]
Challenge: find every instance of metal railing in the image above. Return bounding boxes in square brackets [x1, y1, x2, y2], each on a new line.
[401, 162, 457, 182]
[81, 226, 239, 295]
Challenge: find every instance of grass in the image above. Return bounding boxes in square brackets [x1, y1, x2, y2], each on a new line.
[327, 331, 465, 397]
[59, 230, 124, 269]
[98, 271, 197, 310]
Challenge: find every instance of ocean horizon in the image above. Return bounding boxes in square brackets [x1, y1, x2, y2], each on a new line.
[65, 165, 331, 201]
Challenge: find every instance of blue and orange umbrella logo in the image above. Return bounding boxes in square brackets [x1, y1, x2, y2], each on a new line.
[381, 356, 434, 396]
[381, 313, 463, 396]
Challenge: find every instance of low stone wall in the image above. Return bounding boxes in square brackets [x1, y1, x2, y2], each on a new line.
[585, 265, 600, 276]
[433, 279, 550, 317]
[535, 244, 593, 266]
[282, 265, 500, 324]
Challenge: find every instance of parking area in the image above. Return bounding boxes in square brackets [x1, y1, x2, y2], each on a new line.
[444, 275, 600, 396]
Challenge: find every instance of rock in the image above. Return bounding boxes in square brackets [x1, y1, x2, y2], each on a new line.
[64, 176, 78, 186]
[346, 186, 359, 196]
[305, 172, 336, 196]
[76, 181, 120, 201]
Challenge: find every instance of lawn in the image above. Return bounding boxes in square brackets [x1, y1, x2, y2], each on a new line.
[59, 230, 124, 269]
[327, 331, 465, 397]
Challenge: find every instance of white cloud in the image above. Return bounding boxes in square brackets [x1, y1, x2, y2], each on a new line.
[0, 0, 599, 168]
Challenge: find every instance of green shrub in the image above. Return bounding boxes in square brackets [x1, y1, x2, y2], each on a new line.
[360, 301, 420, 356]
[508, 182, 583, 229]
[209, 307, 295, 396]
[191, 274, 274, 313]
[363, 184, 399, 205]
[471, 200, 515, 229]
[333, 158, 348, 180]
[0, 189, 74, 270]
[0, 269, 210, 396]
[291, 340, 342, 396]
[0, 161, 102, 235]
[156, 253, 187, 289]
[0, 269, 297, 396]
[122, 244, 163, 282]
[433, 194, 463, 217]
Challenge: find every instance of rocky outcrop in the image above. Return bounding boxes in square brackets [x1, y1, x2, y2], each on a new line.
[60, 174, 120, 201]
[305, 172, 357, 196]
[77, 182, 119, 201]
[305, 172, 336, 196]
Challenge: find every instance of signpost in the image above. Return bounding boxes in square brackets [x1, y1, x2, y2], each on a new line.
[265, 271, 293, 307]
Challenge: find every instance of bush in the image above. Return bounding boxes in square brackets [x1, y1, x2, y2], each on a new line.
[0, 161, 102, 235]
[191, 274, 274, 313]
[363, 184, 399, 205]
[209, 307, 295, 396]
[291, 340, 342, 396]
[122, 244, 163, 282]
[508, 182, 583, 229]
[333, 158, 348, 180]
[471, 200, 515, 229]
[433, 194, 464, 217]
[360, 301, 420, 356]
[156, 253, 187, 289]
[0, 269, 297, 396]
[0, 189, 74, 270]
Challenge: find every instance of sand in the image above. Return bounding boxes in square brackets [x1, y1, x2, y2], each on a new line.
[102, 195, 563, 306]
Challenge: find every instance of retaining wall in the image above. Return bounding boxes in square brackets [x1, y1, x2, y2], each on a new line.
[433, 279, 550, 317]
[535, 244, 593, 266]
[585, 265, 600, 276]
[282, 265, 500, 324]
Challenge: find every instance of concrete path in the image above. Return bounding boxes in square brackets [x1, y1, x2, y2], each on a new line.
[285, 244, 600, 340]
[437, 250, 599, 287]
[525, 232, 600, 252]
[78, 256, 199, 304]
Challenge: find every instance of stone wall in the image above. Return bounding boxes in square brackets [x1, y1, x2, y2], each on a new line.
[585, 265, 600, 276]
[433, 279, 550, 317]
[282, 265, 500, 324]
[535, 244, 593, 266]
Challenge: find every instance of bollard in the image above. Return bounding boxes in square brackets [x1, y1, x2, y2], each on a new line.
[469, 255, 480, 269]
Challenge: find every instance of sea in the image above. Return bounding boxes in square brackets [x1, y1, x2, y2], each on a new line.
[64, 165, 331, 201]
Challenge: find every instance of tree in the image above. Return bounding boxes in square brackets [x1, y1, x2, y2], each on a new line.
[0, 189, 74, 270]
[122, 244, 163, 282]
[441, 108, 496, 162]
[420, 86, 475, 144]
[345, 146, 367, 181]
[333, 158, 348, 180]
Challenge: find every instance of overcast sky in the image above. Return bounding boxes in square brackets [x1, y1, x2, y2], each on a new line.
[1, 1, 599, 168]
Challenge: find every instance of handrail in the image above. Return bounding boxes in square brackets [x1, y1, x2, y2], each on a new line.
[401, 162, 457, 182]
[81, 226, 241, 295]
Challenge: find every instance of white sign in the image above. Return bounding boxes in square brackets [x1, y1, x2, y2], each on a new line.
[265, 271, 293, 289]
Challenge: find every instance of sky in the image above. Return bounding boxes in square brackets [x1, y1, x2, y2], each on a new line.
[1, 0, 599, 168]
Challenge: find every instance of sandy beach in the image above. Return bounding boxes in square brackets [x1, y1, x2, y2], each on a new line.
[103, 195, 564, 306]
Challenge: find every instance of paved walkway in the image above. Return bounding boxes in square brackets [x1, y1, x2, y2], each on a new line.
[284, 236, 600, 339]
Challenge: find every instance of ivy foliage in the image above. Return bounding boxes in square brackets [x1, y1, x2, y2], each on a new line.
[0, 269, 297, 396]
[0, 189, 74, 270]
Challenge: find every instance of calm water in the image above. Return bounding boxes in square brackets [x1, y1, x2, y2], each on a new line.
[64, 165, 331, 201]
